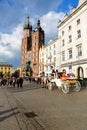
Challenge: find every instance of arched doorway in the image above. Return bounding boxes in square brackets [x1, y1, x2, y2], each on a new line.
[77, 67, 84, 79]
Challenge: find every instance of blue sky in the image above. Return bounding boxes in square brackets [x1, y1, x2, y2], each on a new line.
[0, 0, 78, 69]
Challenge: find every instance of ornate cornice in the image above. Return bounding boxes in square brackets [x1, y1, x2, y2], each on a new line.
[61, 58, 87, 67]
[58, 1, 87, 28]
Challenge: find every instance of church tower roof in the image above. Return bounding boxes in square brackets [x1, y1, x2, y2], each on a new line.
[24, 16, 32, 30]
[34, 19, 44, 32]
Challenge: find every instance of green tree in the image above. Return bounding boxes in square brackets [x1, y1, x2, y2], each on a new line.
[0, 72, 3, 77]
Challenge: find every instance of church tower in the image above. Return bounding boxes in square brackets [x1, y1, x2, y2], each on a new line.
[21, 17, 45, 77]
[31, 19, 45, 77]
[21, 16, 32, 76]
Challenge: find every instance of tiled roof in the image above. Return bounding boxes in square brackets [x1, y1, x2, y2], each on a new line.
[0, 62, 12, 67]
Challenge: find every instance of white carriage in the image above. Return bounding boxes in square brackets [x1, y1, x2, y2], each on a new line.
[47, 78, 81, 94]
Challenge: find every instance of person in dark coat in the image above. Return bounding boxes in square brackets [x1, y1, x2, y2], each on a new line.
[16, 77, 20, 87]
[19, 77, 23, 87]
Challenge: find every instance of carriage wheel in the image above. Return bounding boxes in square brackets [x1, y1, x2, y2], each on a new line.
[74, 81, 81, 92]
[62, 82, 70, 94]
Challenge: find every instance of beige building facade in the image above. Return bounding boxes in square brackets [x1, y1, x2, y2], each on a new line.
[0, 62, 12, 76]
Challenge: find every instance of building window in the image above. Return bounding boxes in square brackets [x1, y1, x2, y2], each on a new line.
[46, 67, 48, 71]
[54, 50, 56, 55]
[54, 57, 56, 62]
[62, 51, 65, 61]
[77, 30, 81, 38]
[50, 52, 51, 56]
[77, 19, 80, 25]
[46, 48, 48, 51]
[77, 45, 82, 56]
[35, 43, 36, 46]
[69, 65, 72, 73]
[35, 36, 36, 39]
[42, 58, 44, 62]
[69, 65, 72, 70]
[62, 31, 64, 36]
[50, 46, 51, 50]
[46, 54, 48, 58]
[40, 66, 41, 71]
[24, 45, 26, 49]
[34, 58, 36, 62]
[53, 44, 55, 48]
[33, 47, 36, 51]
[68, 49, 72, 59]
[49, 59, 51, 62]
[69, 35, 72, 43]
[62, 39, 65, 46]
[68, 25, 71, 31]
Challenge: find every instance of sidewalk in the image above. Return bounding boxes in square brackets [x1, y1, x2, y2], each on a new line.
[0, 87, 20, 130]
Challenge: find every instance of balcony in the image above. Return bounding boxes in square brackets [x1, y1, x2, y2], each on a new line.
[45, 62, 55, 66]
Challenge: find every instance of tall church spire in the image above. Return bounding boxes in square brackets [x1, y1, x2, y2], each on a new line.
[36, 19, 44, 32]
[24, 16, 32, 30]
[37, 19, 40, 28]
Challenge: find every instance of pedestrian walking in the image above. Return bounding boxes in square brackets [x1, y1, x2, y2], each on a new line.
[19, 77, 23, 87]
[16, 77, 20, 87]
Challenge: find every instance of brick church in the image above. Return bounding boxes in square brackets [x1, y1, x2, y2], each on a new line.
[21, 16, 45, 77]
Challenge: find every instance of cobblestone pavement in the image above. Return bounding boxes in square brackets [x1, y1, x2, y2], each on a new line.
[0, 83, 45, 130]
[1, 81, 87, 130]
[0, 86, 21, 130]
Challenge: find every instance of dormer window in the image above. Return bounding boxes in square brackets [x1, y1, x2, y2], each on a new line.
[62, 31, 64, 36]
[77, 19, 80, 25]
[69, 25, 71, 31]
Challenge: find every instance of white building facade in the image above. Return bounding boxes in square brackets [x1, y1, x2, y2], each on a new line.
[39, 45, 44, 76]
[44, 38, 59, 76]
[58, 0, 87, 78]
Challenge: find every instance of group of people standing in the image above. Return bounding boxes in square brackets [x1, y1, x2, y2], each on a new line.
[0, 76, 23, 87]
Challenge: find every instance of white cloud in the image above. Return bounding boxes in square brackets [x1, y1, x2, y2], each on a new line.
[40, 11, 65, 43]
[0, 23, 23, 60]
[0, 45, 14, 58]
[1, 24, 23, 50]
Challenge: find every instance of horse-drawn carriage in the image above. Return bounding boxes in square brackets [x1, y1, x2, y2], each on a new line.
[47, 77, 81, 94]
